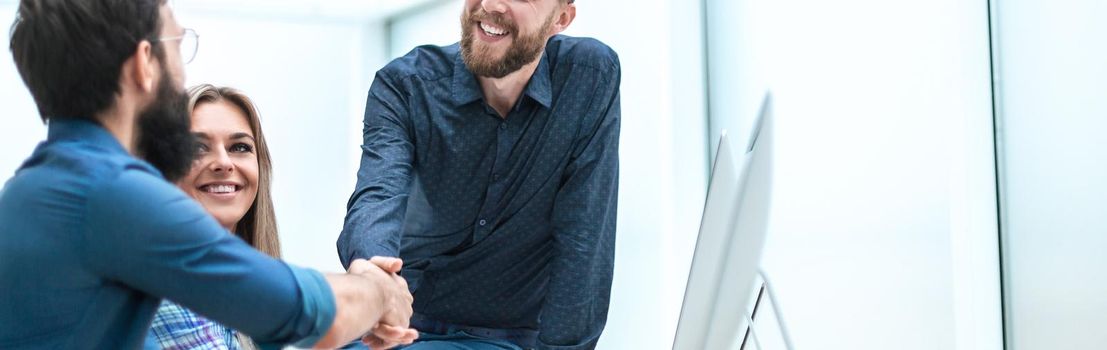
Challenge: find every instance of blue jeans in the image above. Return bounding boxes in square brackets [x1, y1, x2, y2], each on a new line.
[397, 331, 524, 350]
[340, 331, 523, 350]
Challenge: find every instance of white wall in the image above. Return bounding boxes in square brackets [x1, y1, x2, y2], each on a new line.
[993, 0, 1107, 348]
[388, 0, 464, 57]
[389, 1, 709, 348]
[704, 0, 1003, 349]
[0, 4, 46, 185]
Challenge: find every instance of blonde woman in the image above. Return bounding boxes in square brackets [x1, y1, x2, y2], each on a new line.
[147, 84, 279, 350]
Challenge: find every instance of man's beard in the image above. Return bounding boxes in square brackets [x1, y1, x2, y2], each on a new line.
[135, 75, 195, 182]
[460, 8, 554, 78]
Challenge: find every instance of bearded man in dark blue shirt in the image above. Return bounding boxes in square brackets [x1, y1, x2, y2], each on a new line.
[338, 0, 620, 349]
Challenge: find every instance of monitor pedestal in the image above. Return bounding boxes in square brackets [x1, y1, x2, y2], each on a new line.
[741, 269, 796, 350]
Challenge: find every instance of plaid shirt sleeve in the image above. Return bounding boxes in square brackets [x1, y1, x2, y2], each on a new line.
[148, 300, 240, 350]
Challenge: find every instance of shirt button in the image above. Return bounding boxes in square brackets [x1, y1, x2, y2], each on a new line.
[478, 219, 487, 226]
[493, 173, 500, 181]
[499, 124, 507, 130]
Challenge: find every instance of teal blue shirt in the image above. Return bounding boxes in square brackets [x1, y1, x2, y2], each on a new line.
[0, 119, 335, 349]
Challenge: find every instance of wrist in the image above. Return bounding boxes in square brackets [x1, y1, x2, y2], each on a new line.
[316, 273, 385, 347]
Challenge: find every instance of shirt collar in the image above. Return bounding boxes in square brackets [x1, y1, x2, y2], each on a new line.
[450, 50, 553, 110]
[47, 117, 128, 156]
[451, 52, 483, 106]
[525, 53, 553, 109]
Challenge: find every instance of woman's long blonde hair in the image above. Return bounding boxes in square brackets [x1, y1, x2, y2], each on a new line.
[186, 84, 281, 258]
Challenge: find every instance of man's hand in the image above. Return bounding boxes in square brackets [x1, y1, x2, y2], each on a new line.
[347, 257, 413, 325]
[354, 257, 419, 349]
[313, 258, 417, 349]
[362, 324, 419, 350]
[367, 256, 403, 273]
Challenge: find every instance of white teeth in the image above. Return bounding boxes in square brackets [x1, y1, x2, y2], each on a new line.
[204, 185, 236, 194]
[480, 22, 507, 36]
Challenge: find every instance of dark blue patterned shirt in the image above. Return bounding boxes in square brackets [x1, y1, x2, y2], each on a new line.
[338, 35, 620, 350]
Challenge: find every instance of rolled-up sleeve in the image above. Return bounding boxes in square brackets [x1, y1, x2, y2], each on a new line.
[83, 167, 335, 347]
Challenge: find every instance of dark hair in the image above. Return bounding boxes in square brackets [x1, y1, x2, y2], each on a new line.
[9, 0, 168, 122]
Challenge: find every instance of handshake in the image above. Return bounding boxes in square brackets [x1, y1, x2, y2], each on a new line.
[317, 257, 419, 349]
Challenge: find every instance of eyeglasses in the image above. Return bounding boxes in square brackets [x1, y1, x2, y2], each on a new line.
[155, 28, 199, 64]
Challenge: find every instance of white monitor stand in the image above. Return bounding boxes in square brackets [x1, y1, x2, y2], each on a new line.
[673, 94, 793, 350]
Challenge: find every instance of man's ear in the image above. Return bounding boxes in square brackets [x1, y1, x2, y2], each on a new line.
[130, 40, 157, 94]
[549, 3, 577, 36]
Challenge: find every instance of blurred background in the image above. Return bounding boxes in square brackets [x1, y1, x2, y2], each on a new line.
[1, 0, 1104, 349]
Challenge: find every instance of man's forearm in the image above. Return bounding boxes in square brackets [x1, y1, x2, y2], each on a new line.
[537, 234, 615, 350]
[314, 273, 386, 348]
